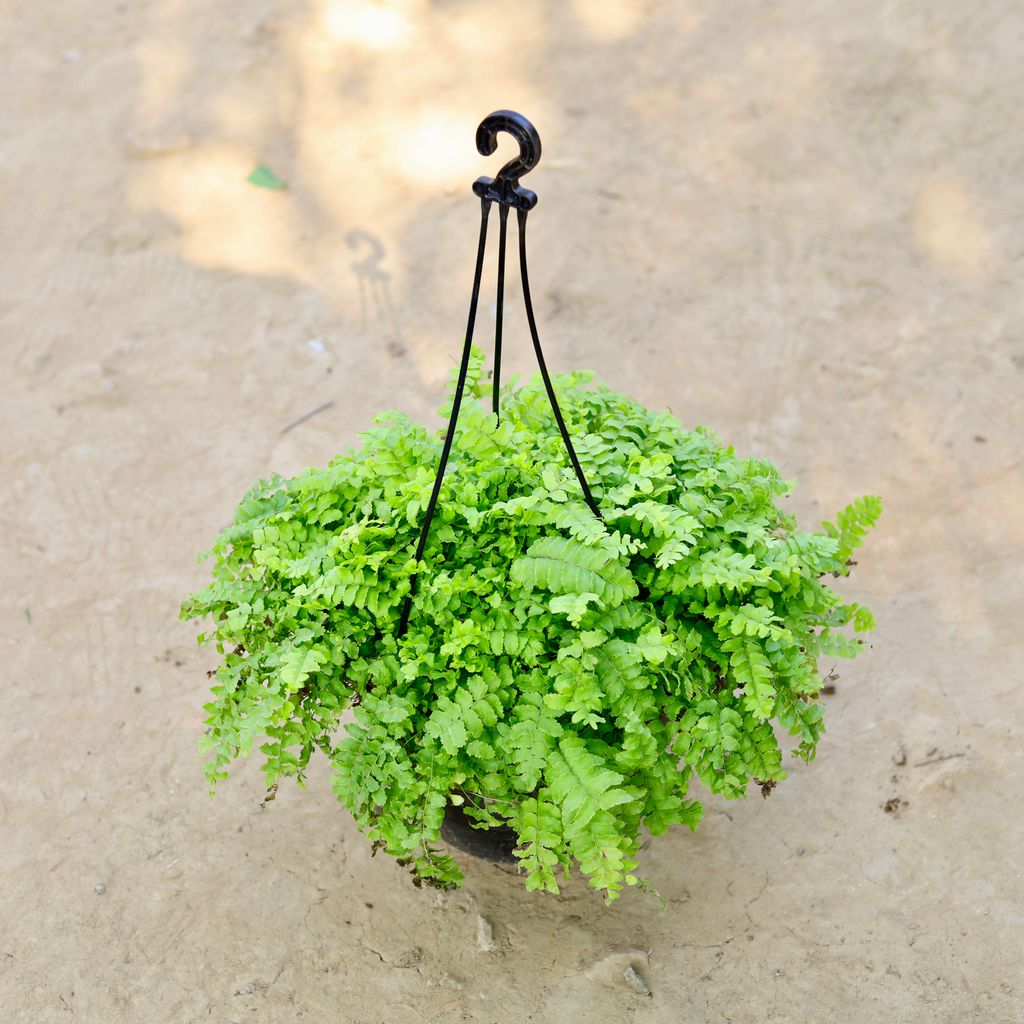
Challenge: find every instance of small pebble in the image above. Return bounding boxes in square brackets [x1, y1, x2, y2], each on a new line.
[475, 914, 494, 953]
[623, 965, 652, 997]
[94, 884, 106, 895]
[585, 949, 651, 992]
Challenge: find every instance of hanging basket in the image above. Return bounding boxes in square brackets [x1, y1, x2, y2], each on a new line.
[182, 110, 881, 902]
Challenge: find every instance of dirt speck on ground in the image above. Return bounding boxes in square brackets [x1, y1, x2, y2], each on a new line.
[2, 1, 1023, 1022]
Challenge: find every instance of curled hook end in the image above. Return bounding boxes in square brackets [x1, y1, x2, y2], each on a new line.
[472, 110, 541, 210]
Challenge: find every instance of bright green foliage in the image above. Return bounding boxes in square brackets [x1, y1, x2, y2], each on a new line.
[822, 495, 882, 563]
[182, 349, 880, 901]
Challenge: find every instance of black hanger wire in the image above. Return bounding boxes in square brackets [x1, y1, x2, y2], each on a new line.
[398, 110, 602, 636]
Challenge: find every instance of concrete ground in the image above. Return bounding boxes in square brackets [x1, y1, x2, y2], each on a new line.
[2, 1, 1022, 1021]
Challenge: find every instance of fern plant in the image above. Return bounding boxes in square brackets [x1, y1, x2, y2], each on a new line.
[182, 349, 880, 901]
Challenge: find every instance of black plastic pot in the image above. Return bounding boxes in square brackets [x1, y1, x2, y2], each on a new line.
[441, 803, 518, 864]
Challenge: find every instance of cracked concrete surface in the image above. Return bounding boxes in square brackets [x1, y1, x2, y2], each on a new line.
[2, 0, 1023, 1021]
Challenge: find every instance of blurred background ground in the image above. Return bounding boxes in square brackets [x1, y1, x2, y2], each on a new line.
[2, 1, 1023, 1021]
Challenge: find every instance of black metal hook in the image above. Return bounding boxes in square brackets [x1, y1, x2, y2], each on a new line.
[472, 110, 541, 210]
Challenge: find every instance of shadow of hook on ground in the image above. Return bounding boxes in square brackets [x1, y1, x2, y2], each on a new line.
[346, 229, 404, 356]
